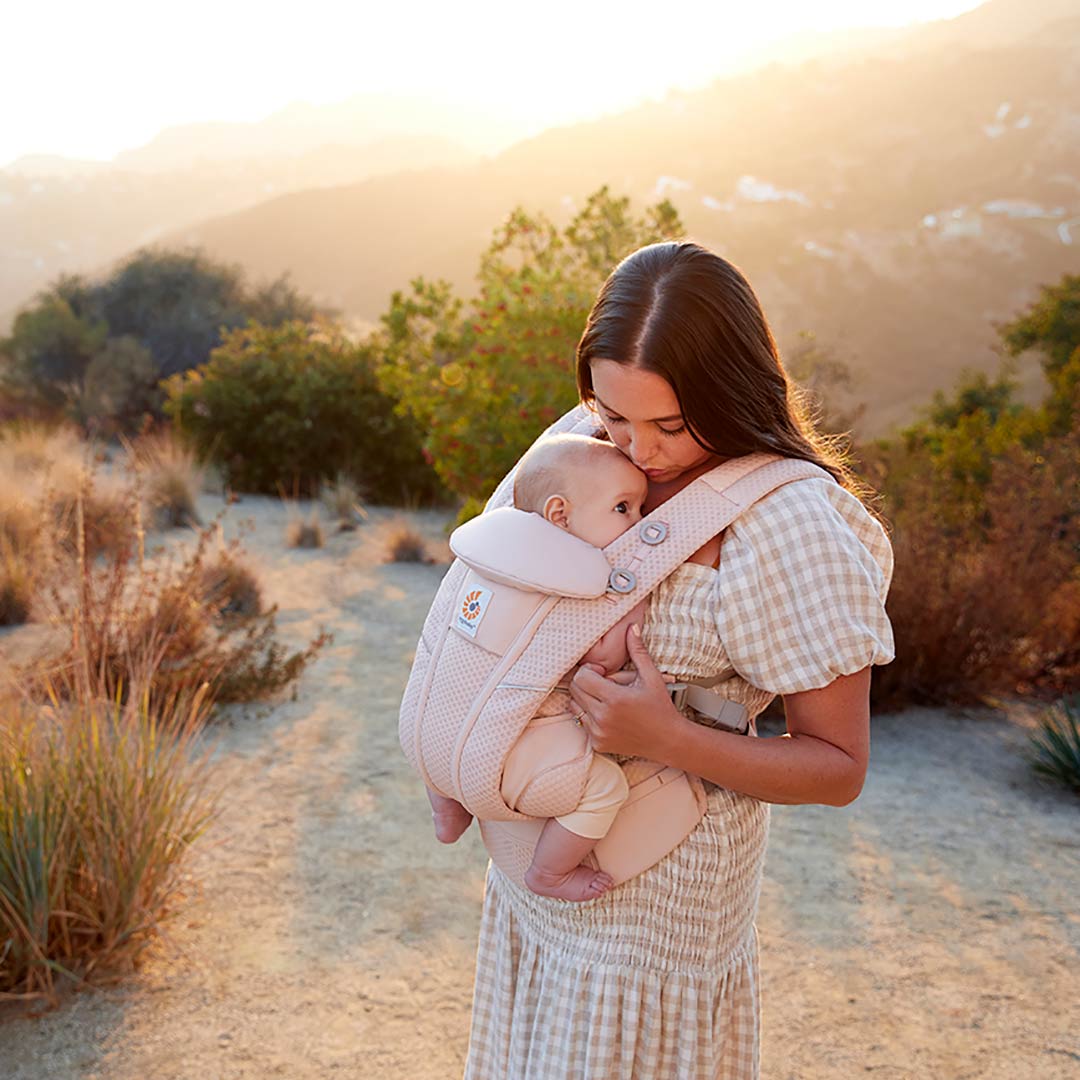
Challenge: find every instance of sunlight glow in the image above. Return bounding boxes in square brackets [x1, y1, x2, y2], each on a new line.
[3, 0, 985, 166]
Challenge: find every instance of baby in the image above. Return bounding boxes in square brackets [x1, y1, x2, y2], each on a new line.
[426, 434, 651, 901]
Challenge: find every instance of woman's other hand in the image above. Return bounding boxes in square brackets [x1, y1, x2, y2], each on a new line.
[569, 625, 689, 758]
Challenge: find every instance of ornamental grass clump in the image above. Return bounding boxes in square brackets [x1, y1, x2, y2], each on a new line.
[0, 534, 37, 626]
[1029, 696, 1080, 794]
[285, 509, 324, 550]
[318, 472, 369, 532]
[384, 521, 431, 564]
[0, 681, 219, 1003]
[123, 429, 205, 530]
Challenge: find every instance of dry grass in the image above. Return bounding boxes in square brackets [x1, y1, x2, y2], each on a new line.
[285, 508, 324, 549]
[383, 521, 432, 564]
[0, 420, 87, 478]
[318, 472, 369, 532]
[0, 420, 133, 562]
[123, 429, 205, 530]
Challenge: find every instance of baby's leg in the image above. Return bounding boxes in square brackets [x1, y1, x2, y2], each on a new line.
[522, 754, 629, 901]
[426, 785, 473, 844]
[524, 819, 614, 901]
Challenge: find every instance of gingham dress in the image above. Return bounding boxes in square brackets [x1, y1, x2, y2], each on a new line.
[463, 477, 895, 1080]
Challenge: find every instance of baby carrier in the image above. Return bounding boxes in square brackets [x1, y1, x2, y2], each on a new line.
[398, 405, 829, 888]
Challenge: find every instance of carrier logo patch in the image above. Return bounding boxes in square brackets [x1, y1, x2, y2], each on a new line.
[456, 586, 493, 638]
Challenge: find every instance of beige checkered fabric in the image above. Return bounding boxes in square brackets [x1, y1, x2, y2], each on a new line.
[465, 785, 768, 1080]
[464, 460, 895, 1080]
[646, 476, 895, 699]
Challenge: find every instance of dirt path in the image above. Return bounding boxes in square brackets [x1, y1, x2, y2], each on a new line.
[1, 493, 1077, 1079]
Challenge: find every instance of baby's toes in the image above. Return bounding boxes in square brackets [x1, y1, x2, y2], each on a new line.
[587, 872, 614, 897]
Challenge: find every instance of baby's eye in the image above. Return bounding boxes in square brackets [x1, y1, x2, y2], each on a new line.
[615, 501, 629, 514]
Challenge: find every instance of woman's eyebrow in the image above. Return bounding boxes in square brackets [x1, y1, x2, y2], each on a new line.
[594, 396, 683, 423]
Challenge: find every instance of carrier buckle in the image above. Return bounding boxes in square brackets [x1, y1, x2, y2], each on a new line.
[668, 682, 689, 711]
[638, 520, 668, 545]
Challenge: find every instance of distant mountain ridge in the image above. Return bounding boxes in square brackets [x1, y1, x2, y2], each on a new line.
[156, 0, 1080, 433]
[2, 0, 1076, 435]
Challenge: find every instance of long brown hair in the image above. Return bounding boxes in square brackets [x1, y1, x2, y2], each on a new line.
[575, 240, 864, 494]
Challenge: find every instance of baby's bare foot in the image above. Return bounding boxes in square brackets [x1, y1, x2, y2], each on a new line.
[432, 803, 473, 843]
[524, 863, 615, 902]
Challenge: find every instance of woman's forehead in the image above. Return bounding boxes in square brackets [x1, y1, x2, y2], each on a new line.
[590, 360, 681, 420]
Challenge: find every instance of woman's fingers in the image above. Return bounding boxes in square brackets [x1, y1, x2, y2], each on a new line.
[571, 664, 611, 700]
[624, 624, 667, 689]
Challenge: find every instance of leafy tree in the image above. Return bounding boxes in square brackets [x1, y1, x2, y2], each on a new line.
[2, 248, 327, 427]
[163, 319, 443, 503]
[375, 187, 684, 506]
[76, 336, 162, 435]
[0, 296, 107, 412]
[999, 272, 1080, 434]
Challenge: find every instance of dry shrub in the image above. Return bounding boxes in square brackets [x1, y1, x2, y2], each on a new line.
[18, 471, 331, 712]
[195, 549, 263, 623]
[384, 521, 431, 564]
[123, 429, 205, 530]
[40, 458, 136, 560]
[0, 682, 219, 1004]
[874, 432, 1079, 708]
[286, 512, 324, 549]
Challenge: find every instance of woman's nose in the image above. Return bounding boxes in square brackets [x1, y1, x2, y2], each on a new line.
[628, 428, 658, 465]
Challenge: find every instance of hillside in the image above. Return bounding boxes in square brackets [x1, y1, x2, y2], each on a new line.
[0, 131, 479, 332]
[3, 0, 1077, 433]
[156, 1, 1079, 433]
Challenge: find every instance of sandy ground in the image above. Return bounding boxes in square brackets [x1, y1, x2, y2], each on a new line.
[1, 487, 1078, 1080]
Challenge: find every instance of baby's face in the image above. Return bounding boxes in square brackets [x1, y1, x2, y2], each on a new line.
[564, 453, 649, 549]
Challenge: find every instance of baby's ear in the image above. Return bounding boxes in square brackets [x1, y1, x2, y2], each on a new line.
[542, 494, 570, 530]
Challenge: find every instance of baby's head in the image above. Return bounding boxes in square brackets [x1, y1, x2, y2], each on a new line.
[513, 434, 648, 549]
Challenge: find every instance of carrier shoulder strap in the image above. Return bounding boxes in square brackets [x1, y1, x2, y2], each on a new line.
[453, 451, 831, 817]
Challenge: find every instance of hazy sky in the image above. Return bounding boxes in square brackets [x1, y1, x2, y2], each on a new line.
[4, 0, 984, 167]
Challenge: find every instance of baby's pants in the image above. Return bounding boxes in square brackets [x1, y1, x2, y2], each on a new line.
[500, 713, 630, 840]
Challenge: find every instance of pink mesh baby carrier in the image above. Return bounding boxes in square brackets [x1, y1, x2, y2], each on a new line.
[399, 405, 828, 888]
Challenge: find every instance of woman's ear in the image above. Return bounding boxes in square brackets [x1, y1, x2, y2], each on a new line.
[542, 494, 571, 530]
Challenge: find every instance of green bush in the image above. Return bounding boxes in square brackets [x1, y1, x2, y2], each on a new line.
[163, 319, 445, 503]
[1029, 696, 1080, 793]
[375, 187, 684, 504]
[0, 250, 327, 432]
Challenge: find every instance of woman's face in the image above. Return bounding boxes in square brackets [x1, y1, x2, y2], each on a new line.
[589, 360, 717, 484]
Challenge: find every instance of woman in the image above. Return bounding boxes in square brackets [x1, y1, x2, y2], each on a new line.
[463, 240, 895, 1079]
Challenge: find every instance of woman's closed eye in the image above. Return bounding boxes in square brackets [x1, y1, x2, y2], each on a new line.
[603, 412, 686, 437]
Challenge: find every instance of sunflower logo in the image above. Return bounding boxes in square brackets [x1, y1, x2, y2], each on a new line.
[461, 590, 484, 621]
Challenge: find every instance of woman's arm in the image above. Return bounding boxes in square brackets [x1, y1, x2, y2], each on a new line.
[568, 625, 870, 807]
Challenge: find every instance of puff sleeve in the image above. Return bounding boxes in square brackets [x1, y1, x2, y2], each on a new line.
[714, 477, 895, 695]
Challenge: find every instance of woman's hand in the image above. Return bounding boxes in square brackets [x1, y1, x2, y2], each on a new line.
[568, 625, 691, 759]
